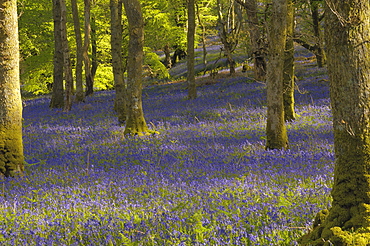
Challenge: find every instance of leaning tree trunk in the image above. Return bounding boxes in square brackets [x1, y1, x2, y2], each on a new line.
[60, 0, 73, 112]
[71, 0, 85, 102]
[50, 0, 65, 109]
[283, 0, 296, 122]
[265, 0, 288, 150]
[187, 0, 197, 100]
[0, 0, 24, 177]
[299, 1, 370, 245]
[122, 0, 149, 136]
[110, 0, 126, 124]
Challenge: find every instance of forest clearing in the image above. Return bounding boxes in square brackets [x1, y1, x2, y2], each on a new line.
[0, 55, 333, 245]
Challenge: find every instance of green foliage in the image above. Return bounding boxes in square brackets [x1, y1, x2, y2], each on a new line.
[18, 0, 54, 95]
[144, 48, 170, 80]
[142, 0, 188, 50]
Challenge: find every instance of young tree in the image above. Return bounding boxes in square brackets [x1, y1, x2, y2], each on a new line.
[122, 0, 150, 136]
[0, 0, 24, 177]
[187, 0, 197, 99]
[50, 0, 65, 108]
[283, 0, 296, 122]
[84, 0, 94, 96]
[60, 0, 73, 112]
[265, 0, 288, 150]
[299, 1, 370, 245]
[71, 0, 85, 102]
[110, 0, 126, 124]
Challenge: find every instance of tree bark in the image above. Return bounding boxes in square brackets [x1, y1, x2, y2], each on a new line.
[196, 3, 207, 67]
[71, 0, 85, 102]
[299, 1, 370, 245]
[265, 0, 288, 150]
[0, 0, 24, 177]
[283, 0, 296, 122]
[84, 0, 94, 96]
[187, 0, 197, 100]
[91, 14, 98, 79]
[235, 0, 267, 81]
[50, 0, 65, 109]
[122, 0, 149, 136]
[217, 0, 237, 75]
[110, 0, 126, 124]
[60, 0, 73, 112]
[310, 1, 325, 68]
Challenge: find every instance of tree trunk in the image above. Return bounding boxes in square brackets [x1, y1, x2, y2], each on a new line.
[71, 0, 85, 102]
[299, 1, 370, 245]
[265, 0, 288, 150]
[217, 0, 237, 75]
[235, 0, 267, 81]
[91, 14, 98, 79]
[60, 0, 73, 112]
[50, 0, 65, 109]
[122, 0, 149, 136]
[110, 0, 126, 124]
[84, 0, 94, 96]
[187, 0, 197, 100]
[0, 0, 24, 177]
[310, 1, 325, 68]
[163, 44, 172, 69]
[283, 0, 296, 122]
[196, 3, 207, 67]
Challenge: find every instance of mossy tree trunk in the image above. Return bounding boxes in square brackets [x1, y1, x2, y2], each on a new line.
[299, 1, 370, 245]
[0, 0, 24, 177]
[265, 0, 288, 150]
[187, 0, 197, 100]
[50, 0, 65, 109]
[110, 0, 126, 124]
[122, 0, 149, 136]
[71, 0, 85, 102]
[283, 0, 296, 122]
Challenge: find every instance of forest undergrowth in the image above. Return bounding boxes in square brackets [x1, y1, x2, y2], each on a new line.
[0, 56, 333, 245]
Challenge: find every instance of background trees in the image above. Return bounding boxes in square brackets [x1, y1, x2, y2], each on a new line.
[0, 0, 24, 177]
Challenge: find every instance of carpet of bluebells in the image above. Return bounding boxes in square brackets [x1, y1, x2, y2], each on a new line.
[1, 64, 333, 245]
